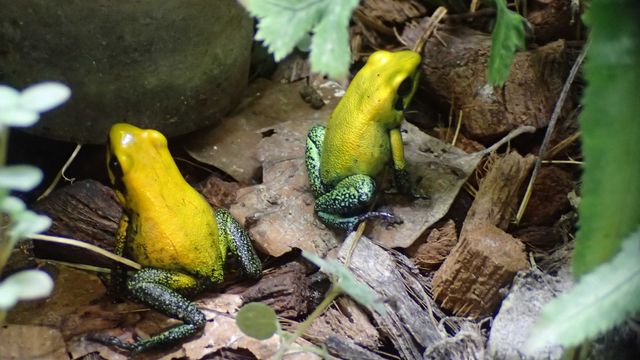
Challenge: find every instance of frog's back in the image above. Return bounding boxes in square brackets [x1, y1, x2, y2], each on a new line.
[128, 182, 226, 282]
[321, 102, 392, 185]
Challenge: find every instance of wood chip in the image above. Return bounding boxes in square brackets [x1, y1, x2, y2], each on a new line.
[337, 234, 445, 359]
[406, 219, 458, 270]
[432, 223, 528, 318]
[432, 151, 535, 318]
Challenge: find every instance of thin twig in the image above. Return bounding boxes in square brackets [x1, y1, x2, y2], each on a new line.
[37, 144, 82, 201]
[541, 160, 583, 165]
[546, 131, 581, 159]
[413, 7, 448, 54]
[515, 43, 589, 224]
[451, 110, 463, 146]
[29, 234, 141, 270]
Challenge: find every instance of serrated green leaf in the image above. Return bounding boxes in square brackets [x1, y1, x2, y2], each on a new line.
[309, 0, 359, 79]
[248, 0, 324, 61]
[525, 229, 640, 352]
[236, 302, 278, 340]
[0, 165, 43, 191]
[246, 0, 359, 78]
[20, 82, 71, 113]
[302, 251, 385, 314]
[573, 0, 640, 277]
[487, 0, 525, 86]
[0, 269, 54, 310]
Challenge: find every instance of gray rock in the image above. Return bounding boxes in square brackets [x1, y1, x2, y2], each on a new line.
[0, 0, 252, 143]
[487, 267, 573, 359]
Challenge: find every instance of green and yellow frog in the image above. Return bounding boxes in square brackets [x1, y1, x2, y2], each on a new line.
[305, 50, 422, 230]
[94, 123, 261, 352]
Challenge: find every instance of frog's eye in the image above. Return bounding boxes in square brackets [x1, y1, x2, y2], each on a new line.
[397, 77, 413, 98]
[109, 156, 124, 180]
[108, 155, 127, 195]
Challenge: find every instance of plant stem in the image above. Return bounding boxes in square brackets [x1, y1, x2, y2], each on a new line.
[0, 125, 10, 272]
[272, 285, 342, 359]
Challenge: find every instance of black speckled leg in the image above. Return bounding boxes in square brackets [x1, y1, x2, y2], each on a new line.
[315, 174, 395, 230]
[317, 210, 395, 231]
[215, 208, 262, 279]
[90, 268, 206, 352]
[305, 124, 327, 198]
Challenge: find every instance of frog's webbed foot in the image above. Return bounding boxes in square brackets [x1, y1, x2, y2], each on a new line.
[89, 268, 206, 352]
[318, 209, 398, 231]
[389, 168, 429, 200]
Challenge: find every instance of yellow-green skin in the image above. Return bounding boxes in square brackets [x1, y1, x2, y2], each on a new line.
[305, 50, 422, 230]
[98, 123, 261, 352]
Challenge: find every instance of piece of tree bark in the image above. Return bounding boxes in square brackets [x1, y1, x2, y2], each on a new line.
[308, 297, 380, 351]
[432, 151, 534, 318]
[337, 234, 445, 359]
[325, 336, 387, 360]
[237, 262, 311, 318]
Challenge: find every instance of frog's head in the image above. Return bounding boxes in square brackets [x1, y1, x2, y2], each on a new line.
[354, 50, 422, 118]
[107, 123, 176, 204]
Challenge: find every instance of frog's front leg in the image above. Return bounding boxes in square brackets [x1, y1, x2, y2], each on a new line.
[390, 128, 427, 198]
[315, 174, 394, 231]
[215, 208, 262, 279]
[305, 124, 326, 198]
[92, 268, 206, 352]
[105, 212, 135, 301]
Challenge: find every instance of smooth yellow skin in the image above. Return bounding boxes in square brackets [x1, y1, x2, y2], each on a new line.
[108, 123, 225, 285]
[320, 50, 421, 186]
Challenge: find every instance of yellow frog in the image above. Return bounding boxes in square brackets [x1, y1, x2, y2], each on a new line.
[305, 50, 422, 230]
[94, 123, 261, 352]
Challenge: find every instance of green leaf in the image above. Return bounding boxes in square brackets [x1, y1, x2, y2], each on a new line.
[0, 196, 26, 215]
[308, 0, 359, 79]
[0, 165, 43, 191]
[573, 0, 640, 277]
[302, 251, 386, 314]
[487, 0, 525, 86]
[0, 108, 39, 127]
[236, 302, 278, 340]
[246, 0, 360, 78]
[10, 210, 51, 242]
[0, 85, 20, 109]
[525, 229, 640, 352]
[20, 82, 71, 113]
[0, 269, 54, 310]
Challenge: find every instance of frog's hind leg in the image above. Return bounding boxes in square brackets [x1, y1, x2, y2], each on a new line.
[215, 208, 262, 279]
[90, 268, 206, 352]
[305, 124, 326, 197]
[315, 174, 394, 231]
